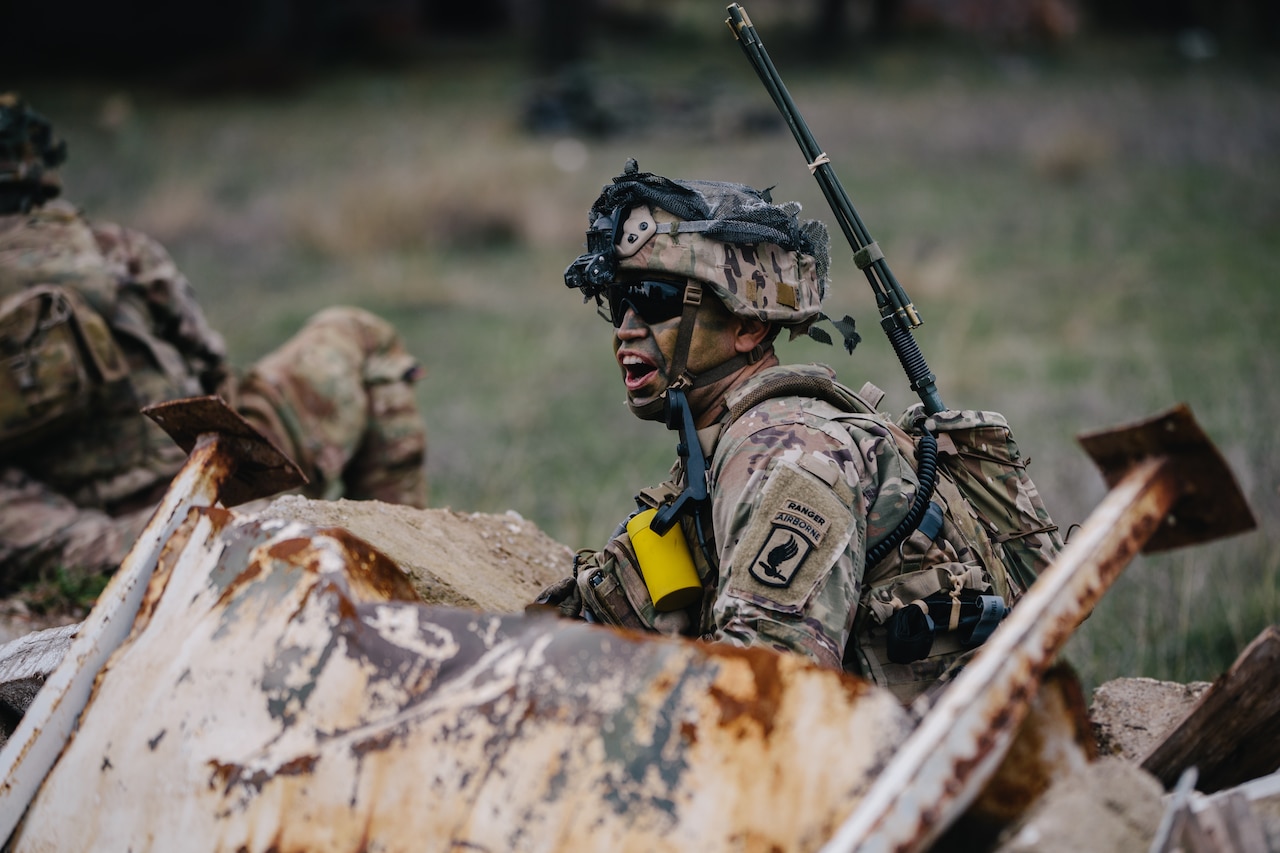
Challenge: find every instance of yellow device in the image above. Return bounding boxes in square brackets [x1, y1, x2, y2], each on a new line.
[626, 508, 702, 611]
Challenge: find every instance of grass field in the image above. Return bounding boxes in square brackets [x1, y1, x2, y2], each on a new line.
[13, 23, 1278, 690]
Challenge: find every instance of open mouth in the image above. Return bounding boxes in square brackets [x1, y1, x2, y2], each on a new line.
[620, 353, 658, 392]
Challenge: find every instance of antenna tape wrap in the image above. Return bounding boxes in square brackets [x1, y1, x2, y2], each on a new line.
[853, 241, 884, 270]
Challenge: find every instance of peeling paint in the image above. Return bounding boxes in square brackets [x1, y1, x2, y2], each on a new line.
[11, 512, 912, 852]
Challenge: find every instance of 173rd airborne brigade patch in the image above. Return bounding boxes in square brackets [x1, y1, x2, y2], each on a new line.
[728, 458, 856, 611]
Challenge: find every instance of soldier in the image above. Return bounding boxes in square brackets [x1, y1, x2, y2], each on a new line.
[0, 94, 428, 604]
[541, 160, 1034, 703]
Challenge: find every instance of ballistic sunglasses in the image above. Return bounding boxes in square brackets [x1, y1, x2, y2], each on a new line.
[603, 279, 688, 328]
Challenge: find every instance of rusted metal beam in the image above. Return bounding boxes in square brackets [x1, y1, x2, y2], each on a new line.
[958, 662, 1096, 835]
[818, 404, 1256, 853]
[0, 397, 302, 844]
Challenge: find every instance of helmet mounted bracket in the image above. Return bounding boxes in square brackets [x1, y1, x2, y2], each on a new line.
[563, 205, 624, 304]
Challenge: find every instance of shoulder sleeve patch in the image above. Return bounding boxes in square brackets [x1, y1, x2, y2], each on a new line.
[724, 458, 856, 613]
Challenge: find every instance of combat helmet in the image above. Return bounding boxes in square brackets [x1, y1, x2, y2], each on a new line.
[0, 94, 67, 214]
[566, 159, 850, 418]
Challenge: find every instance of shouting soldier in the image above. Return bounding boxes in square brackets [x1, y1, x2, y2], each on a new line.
[539, 160, 1058, 703]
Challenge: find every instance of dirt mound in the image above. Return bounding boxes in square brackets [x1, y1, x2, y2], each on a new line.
[250, 495, 572, 612]
[0, 497, 574, 645]
[1089, 676, 1212, 762]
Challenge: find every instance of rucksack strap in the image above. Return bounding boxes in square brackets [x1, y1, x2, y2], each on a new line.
[725, 367, 876, 424]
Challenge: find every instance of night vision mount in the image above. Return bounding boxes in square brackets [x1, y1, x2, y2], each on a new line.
[564, 206, 623, 301]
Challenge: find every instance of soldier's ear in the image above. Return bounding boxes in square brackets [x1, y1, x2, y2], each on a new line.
[733, 317, 772, 354]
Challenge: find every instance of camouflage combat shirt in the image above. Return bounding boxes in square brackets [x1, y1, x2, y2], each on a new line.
[704, 363, 917, 671]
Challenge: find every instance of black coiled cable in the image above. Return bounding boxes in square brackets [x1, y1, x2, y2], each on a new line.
[864, 426, 940, 569]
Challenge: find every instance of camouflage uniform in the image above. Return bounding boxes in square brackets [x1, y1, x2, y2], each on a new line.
[707, 363, 915, 670]
[0, 199, 428, 597]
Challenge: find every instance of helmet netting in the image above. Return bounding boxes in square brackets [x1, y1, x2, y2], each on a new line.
[589, 160, 830, 300]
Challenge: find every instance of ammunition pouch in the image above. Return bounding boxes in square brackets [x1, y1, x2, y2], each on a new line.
[574, 521, 704, 638]
[855, 559, 1005, 704]
[531, 576, 582, 620]
[0, 283, 129, 455]
[555, 475, 711, 636]
[885, 589, 1007, 665]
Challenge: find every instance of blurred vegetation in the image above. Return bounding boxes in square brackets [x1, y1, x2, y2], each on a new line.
[17, 568, 108, 618]
[8, 9, 1277, 692]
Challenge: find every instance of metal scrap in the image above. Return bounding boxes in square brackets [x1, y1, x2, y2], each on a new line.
[11, 510, 915, 852]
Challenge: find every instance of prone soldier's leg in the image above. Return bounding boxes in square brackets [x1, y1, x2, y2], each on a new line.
[235, 307, 428, 508]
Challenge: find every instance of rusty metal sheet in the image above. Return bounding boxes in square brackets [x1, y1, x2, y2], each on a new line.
[0, 396, 306, 841]
[143, 395, 306, 507]
[1076, 403, 1256, 552]
[0, 432, 233, 840]
[12, 510, 914, 852]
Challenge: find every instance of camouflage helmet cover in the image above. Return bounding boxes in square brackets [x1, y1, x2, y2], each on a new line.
[586, 160, 830, 332]
[0, 94, 67, 211]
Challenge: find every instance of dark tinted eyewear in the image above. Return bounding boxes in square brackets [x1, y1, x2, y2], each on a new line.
[603, 279, 688, 328]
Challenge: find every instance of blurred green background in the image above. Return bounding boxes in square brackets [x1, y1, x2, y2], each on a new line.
[8, 0, 1277, 691]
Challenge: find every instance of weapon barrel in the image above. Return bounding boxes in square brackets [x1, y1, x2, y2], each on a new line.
[726, 3, 944, 415]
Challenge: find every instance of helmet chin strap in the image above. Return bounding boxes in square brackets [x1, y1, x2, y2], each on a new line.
[626, 281, 762, 421]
